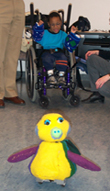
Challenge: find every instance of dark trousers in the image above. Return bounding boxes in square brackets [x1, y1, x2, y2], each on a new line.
[41, 51, 68, 72]
[87, 54, 110, 97]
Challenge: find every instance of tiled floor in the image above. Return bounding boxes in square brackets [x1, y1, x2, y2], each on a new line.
[0, 80, 110, 191]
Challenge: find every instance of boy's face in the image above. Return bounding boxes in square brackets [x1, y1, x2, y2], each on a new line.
[48, 16, 62, 33]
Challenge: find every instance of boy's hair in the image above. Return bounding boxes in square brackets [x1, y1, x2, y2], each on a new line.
[48, 12, 61, 22]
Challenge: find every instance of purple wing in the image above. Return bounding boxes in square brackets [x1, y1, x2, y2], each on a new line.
[67, 150, 101, 171]
[7, 145, 38, 163]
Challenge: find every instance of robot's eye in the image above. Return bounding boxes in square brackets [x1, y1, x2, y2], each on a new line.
[57, 117, 64, 123]
[44, 119, 51, 125]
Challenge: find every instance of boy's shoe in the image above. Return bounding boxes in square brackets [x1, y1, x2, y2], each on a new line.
[58, 76, 66, 85]
[47, 75, 57, 85]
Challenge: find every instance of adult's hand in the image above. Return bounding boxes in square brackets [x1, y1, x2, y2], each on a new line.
[95, 74, 110, 89]
[85, 50, 99, 60]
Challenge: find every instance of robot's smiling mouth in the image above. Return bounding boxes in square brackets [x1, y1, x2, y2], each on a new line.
[51, 127, 63, 139]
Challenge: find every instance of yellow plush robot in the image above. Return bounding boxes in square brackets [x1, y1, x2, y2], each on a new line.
[30, 113, 75, 184]
[8, 113, 101, 186]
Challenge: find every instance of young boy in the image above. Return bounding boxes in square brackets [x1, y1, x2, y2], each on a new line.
[33, 11, 80, 85]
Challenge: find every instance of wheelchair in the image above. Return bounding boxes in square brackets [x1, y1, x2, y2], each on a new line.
[25, 3, 80, 108]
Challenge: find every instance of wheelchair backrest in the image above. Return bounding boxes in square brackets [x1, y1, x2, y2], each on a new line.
[27, 3, 72, 32]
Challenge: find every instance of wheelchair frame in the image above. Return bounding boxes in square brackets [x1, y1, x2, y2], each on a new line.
[25, 3, 80, 108]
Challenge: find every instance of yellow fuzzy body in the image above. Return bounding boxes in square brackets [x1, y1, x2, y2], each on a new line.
[30, 141, 71, 180]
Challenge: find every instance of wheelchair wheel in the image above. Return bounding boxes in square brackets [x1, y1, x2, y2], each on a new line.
[69, 95, 80, 107]
[39, 96, 49, 109]
[25, 46, 37, 102]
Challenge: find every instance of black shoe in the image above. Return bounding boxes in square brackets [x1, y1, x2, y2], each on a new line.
[81, 92, 105, 103]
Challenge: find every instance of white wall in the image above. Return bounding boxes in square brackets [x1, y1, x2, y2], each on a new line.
[24, 0, 110, 30]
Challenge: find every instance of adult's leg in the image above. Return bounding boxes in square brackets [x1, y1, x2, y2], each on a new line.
[4, 0, 25, 97]
[0, 0, 14, 99]
[87, 54, 110, 92]
[98, 81, 110, 98]
[82, 54, 110, 102]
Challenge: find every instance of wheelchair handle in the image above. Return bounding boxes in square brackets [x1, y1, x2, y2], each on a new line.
[66, 4, 72, 33]
[58, 10, 64, 31]
[35, 9, 41, 22]
[30, 3, 34, 27]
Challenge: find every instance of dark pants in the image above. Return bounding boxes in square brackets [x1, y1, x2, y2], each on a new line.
[87, 54, 110, 97]
[41, 51, 68, 72]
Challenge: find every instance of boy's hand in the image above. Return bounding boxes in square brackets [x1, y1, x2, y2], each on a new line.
[38, 20, 44, 26]
[71, 25, 77, 33]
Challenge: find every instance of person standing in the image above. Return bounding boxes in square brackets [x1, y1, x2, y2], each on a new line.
[0, 0, 25, 108]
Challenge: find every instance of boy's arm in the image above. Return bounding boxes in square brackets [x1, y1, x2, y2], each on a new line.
[65, 32, 80, 53]
[32, 21, 44, 42]
[65, 25, 80, 52]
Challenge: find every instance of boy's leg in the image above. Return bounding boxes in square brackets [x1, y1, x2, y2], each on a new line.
[55, 52, 68, 72]
[55, 52, 68, 84]
[41, 51, 57, 84]
[41, 51, 55, 70]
